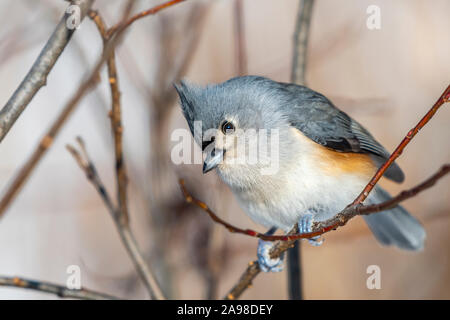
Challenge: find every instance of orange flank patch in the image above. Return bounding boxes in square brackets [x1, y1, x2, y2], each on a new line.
[315, 145, 377, 178]
[292, 129, 377, 178]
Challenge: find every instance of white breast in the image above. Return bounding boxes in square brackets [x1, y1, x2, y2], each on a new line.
[217, 129, 375, 232]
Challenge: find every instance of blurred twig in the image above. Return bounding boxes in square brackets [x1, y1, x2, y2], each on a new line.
[291, 0, 314, 84]
[145, 1, 210, 297]
[66, 137, 165, 300]
[0, 0, 95, 142]
[0, 276, 120, 300]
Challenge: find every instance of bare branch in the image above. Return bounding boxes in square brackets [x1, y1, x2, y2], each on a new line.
[352, 164, 450, 215]
[66, 138, 165, 300]
[0, 9, 123, 219]
[0, 276, 120, 300]
[88, 9, 165, 299]
[0, 0, 95, 142]
[0, 0, 186, 220]
[107, 0, 187, 38]
[353, 85, 450, 204]
[181, 163, 449, 243]
[224, 227, 299, 300]
[89, 9, 130, 225]
[107, 41, 130, 225]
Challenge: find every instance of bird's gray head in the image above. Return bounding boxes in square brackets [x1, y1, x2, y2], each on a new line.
[174, 76, 293, 176]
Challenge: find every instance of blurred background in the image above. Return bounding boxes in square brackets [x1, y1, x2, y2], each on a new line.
[0, 0, 449, 299]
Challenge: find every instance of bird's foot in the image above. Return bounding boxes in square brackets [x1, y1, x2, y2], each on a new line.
[299, 213, 324, 246]
[257, 239, 284, 272]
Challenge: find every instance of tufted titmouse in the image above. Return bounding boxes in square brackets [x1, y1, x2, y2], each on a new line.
[175, 76, 426, 272]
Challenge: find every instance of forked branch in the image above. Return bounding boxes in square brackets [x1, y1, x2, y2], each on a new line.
[0, 0, 186, 220]
[67, 137, 165, 300]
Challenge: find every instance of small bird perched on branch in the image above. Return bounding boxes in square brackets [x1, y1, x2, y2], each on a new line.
[175, 76, 426, 272]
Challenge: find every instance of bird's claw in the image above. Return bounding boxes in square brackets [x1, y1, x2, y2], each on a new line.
[299, 213, 324, 246]
[257, 239, 284, 272]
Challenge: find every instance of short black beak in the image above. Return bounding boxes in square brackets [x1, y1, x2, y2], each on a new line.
[203, 148, 224, 174]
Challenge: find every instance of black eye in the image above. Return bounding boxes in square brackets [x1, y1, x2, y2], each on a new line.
[221, 121, 235, 134]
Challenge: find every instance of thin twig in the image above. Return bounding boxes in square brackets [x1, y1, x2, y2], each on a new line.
[0, 0, 186, 220]
[89, 9, 162, 298]
[0, 276, 120, 300]
[355, 164, 450, 215]
[143, 2, 211, 297]
[89, 9, 129, 225]
[181, 164, 449, 242]
[0, 7, 126, 219]
[92, 0, 205, 299]
[353, 85, 450, 204]
[0, 0, 95, 142]
[108, 42, 130, 227]
[224, 227, 299, 300]
[106, 0, 187, 38]
[66, 138, 165, 300]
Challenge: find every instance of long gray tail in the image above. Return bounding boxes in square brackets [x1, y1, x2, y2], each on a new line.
[363, 187, 426, 251]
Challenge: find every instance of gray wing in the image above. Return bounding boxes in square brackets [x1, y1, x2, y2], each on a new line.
[282, 83, 404, 183]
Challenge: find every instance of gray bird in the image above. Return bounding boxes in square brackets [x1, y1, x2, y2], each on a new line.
[175, 75, 426, 272]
